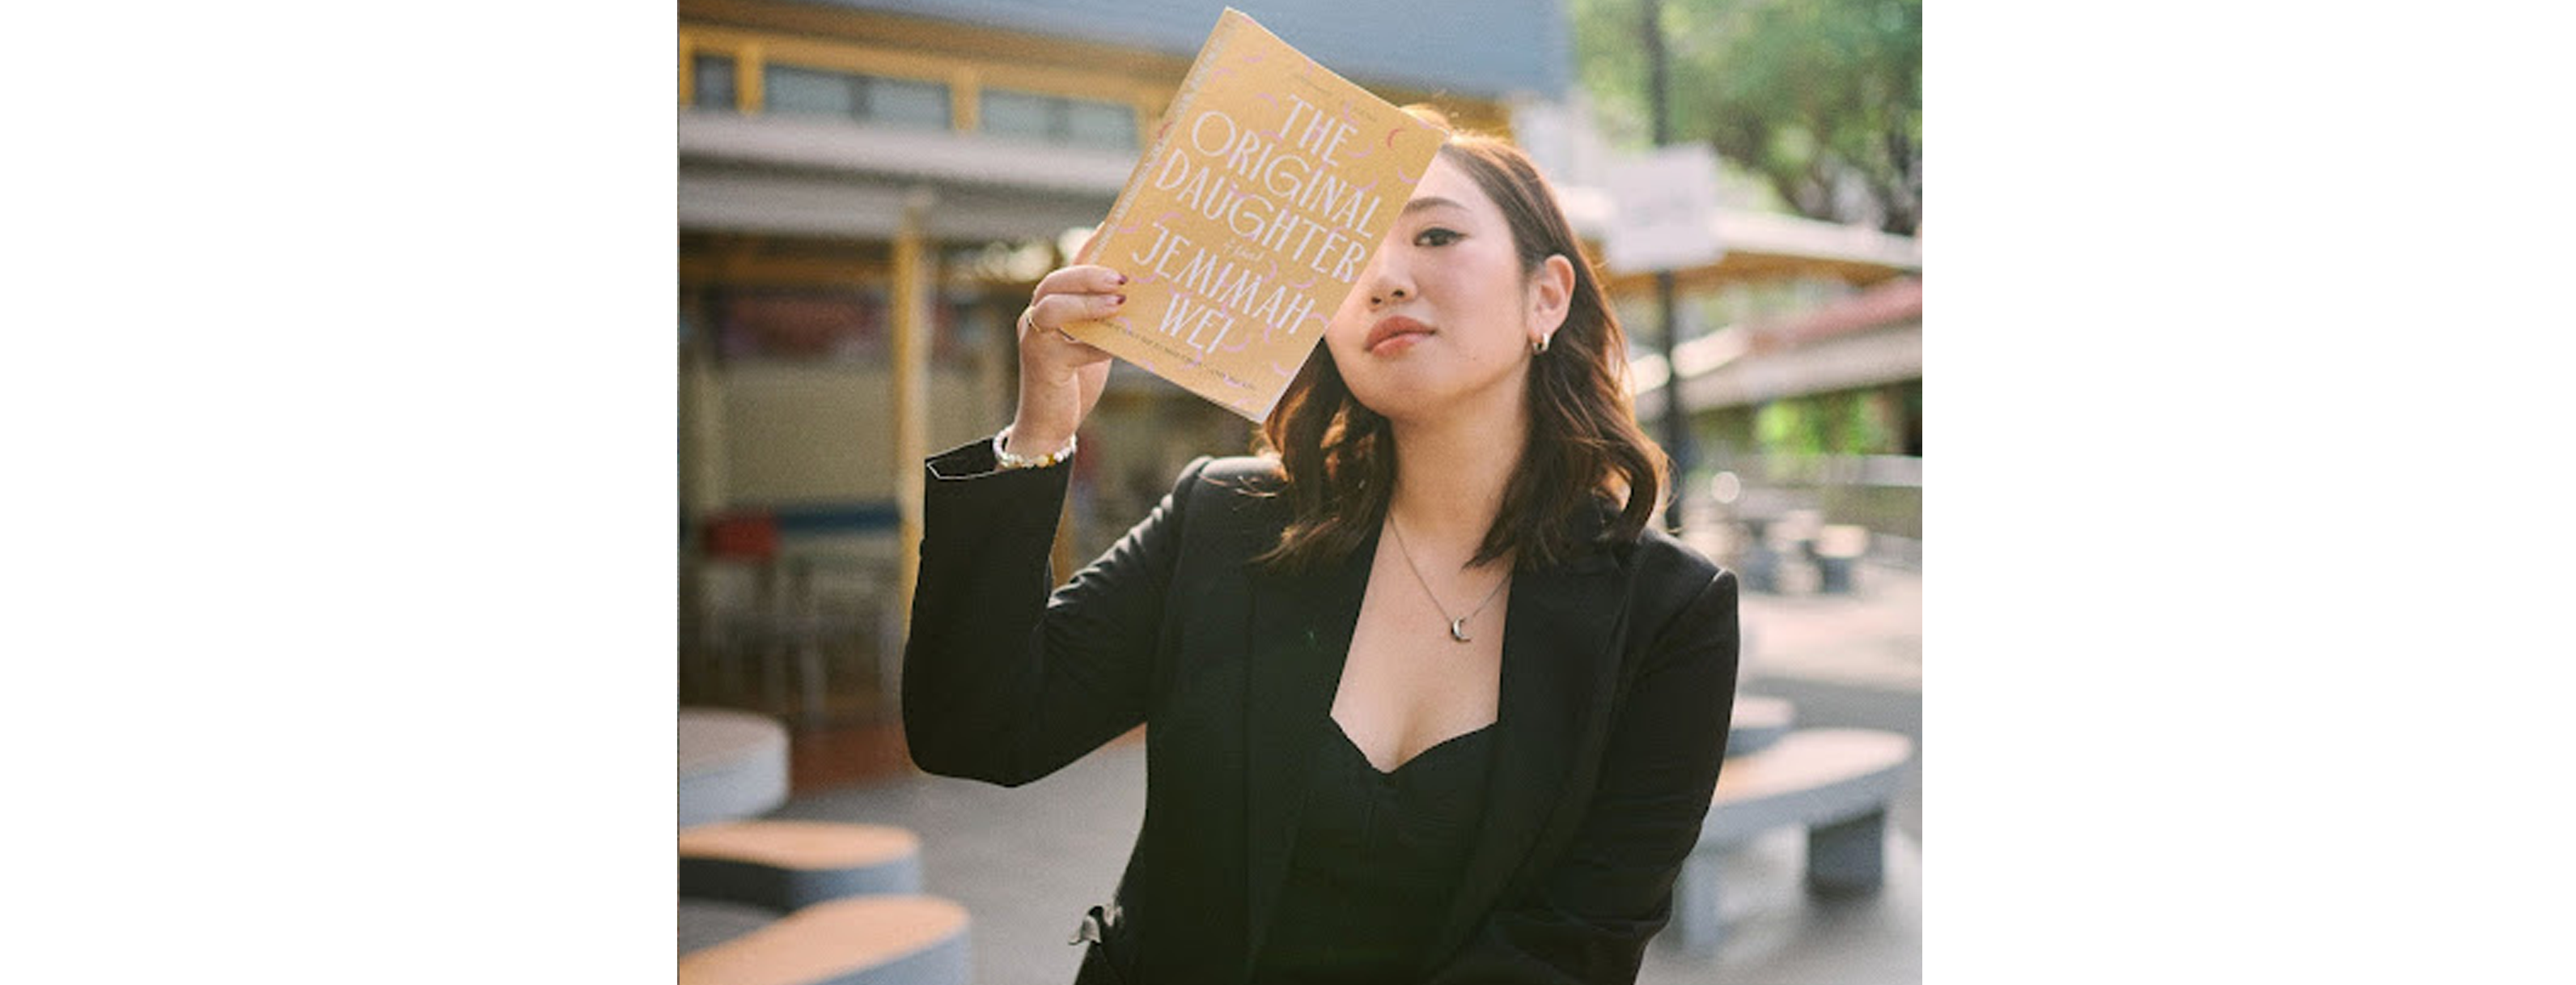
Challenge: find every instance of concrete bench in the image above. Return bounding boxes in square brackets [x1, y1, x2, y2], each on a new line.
[678, 895, 970, 985]
[1669, 728, 1913, 953]
[681, 820, 924, 913]
[1808, 524, 1871, 594]
[1725, 694, 1795, 758]
[680, 707, 791, 828]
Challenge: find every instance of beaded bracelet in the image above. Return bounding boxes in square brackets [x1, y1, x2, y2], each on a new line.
[993, 427, 1077, 470]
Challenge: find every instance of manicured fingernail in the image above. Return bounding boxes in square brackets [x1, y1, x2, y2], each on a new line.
[1112, 272, 1129, 285]
[1110, 294, 1127, 306]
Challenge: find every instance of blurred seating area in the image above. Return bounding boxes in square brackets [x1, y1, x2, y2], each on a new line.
[684, 511, 909, 736]
[1676, 697, 1914, 953]
[681, 707, 973, 985]
[1677, 453, 1921, 599]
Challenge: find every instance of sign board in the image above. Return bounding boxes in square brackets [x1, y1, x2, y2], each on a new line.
[1604, 143, 1726, 274]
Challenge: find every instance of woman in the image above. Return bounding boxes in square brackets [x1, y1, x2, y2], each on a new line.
[903, 109, 1740, 984]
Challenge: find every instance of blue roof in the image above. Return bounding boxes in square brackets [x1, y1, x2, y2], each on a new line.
[797, 0, 1571, 100]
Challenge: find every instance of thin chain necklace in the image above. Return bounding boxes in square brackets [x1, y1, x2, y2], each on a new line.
[1385, 513, 1510, 643]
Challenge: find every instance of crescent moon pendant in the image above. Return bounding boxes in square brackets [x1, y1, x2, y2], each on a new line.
[1449, 618, 1472, 643]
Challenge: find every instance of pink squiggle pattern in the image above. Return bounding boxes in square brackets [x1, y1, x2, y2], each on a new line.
[1254, 90, 1283, 137]
[1285, 272, 1316, 290]
[1395, 164, 1419, 184]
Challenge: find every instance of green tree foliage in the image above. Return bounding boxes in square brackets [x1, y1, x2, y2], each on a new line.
[1753, 390, 1900, 456]
[1574, 0, 1921, 235]
[1755, 398, 1827, 456]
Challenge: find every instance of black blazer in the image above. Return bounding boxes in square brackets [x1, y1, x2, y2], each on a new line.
[904, 438, 1740, 984]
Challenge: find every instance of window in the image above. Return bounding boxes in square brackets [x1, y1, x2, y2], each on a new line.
[761, 63, 951, 129]
[1062, 99, 1136, 150]
[977, 89, 1055, 141]
[765, 65, 858, 117]
[866, 76, 950, 130]
[693, 54, 737, 110]
[978, 88, 1136, 150]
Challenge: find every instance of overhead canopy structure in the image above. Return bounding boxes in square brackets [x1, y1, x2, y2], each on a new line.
[1629, 278, 1922, 422]
[680, 114, 1133, 241]
[1551, 186, 1922, 291]
[801, 0, 1574, 100]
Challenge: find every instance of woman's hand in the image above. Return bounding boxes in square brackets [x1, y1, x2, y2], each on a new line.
[1006, 261, 1126, 457]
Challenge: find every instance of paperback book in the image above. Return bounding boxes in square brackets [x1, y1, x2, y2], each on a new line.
[1062, 7, 1447, 421]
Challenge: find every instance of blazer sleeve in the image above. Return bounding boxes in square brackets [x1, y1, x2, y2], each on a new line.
[900, 435, 1211, 787]
[1426, 568, 1742, 984]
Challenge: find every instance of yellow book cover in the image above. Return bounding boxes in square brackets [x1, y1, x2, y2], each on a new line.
[1064, 7, 1447, 422]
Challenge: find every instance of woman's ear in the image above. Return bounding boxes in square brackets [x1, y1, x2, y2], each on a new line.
[1527, 253, 1576, 339]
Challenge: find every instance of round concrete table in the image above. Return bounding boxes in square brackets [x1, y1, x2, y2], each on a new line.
[680, 707, 790, 828]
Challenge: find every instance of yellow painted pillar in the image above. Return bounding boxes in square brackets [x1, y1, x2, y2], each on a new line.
[892, 189, 936, 639]
[680, 291, 730, 517]
[952, 68, 982, 133]
[677, 287, 729, 700]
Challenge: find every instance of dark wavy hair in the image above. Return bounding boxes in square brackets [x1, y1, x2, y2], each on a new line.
[1254, 107, 1669, 574]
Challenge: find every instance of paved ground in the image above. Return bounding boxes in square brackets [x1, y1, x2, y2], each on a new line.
[684, 559, 1925, 983]
[1735, 561, 1922, 844]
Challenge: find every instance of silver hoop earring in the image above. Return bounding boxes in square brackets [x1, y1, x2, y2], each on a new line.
[1531, 333, 1552, 355]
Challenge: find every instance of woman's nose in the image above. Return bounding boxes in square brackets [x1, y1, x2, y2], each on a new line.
[1362, 254, 1413, 308]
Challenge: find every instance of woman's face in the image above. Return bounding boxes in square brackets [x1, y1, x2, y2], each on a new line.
[1324, 155, 1566, 423]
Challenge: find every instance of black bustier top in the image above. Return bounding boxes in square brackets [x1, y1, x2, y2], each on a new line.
[1249, 719, 1498, 982]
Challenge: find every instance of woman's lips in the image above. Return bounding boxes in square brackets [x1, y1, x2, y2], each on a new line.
[1365, 316, 1434, 355]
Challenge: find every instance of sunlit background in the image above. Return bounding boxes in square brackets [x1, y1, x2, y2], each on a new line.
[674, 1, 1921, 982]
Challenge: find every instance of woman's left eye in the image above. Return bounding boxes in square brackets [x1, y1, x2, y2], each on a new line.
[1413, 227, 1462, 247]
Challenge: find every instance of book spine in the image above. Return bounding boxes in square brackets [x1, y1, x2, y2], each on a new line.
[1076, 11, 1242, 266]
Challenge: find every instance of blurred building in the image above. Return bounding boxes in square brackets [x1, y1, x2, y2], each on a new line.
[1631, 270, 1924, 575]
[1628, 260, 1923, 466]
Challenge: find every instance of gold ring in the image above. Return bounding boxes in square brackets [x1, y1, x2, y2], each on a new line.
[1018, 304, 1040, 335]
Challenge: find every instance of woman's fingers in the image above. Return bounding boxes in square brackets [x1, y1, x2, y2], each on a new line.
[1008, 257, 1121, 444]
[1031, 265, 1128, 311]
[1018, 299, 1114, 379]
[1021, 264, 1127, 360]
[1019, 262, 1127, 377]
[1025, 291, 1127, 338]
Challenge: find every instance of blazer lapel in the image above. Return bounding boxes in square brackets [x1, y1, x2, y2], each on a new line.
[1239, 528, 1377, 974]
[1426, 537, 1626, 962]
